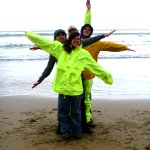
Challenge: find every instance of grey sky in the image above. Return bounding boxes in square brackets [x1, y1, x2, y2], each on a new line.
[1, 0, 150, 31]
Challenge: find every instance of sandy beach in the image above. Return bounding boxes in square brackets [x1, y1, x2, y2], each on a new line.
[0, 95, 150, 150]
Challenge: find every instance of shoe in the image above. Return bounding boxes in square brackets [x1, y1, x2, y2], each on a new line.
[56, 124, 61, 135]
[73, 133, 82, 139]
[82, 127, 93, 134]
[61, 133, 70, 140]
[87, 120, 96, 128]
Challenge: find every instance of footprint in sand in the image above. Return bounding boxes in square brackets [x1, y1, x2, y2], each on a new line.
[145, 145, 150, 150]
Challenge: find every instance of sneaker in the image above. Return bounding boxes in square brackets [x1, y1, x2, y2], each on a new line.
[56, 124, 61, 135]
[87, 120, 96, 128]
[61, 133, 70, 140]
[82, 127, 93, 134]
[73, 133, 82, 139]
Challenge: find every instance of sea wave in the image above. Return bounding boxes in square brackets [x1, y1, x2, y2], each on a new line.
[0, 31, 54, 37]
[0, 43, 32, 49]
[0, 42, 150, 49]
[0, 55, 150, 62]
[0, 43, 33, 49]
[1, 29, 150, 37]
[1, 29, 150, 61]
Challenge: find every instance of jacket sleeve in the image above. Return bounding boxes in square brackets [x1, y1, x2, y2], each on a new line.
[38, 55, 57, 83]
[84, 9, 91, 25]
[97, 41, 129, 52]
[84, 52, 113, 85]
[81, 34, 105, 47]
[25, 31, 62, 59]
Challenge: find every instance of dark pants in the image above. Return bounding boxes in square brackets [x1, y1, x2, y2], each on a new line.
[58, 94, 82, 135]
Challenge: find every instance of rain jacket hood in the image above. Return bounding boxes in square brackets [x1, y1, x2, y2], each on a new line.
[81, 24, 93, 39]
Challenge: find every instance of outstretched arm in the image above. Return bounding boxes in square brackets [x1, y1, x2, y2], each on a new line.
[85, 52, 113, 85]
[82, 35, 105, 47]
[84, 0, 91, 25]
[32, 55, 57, 88]
[126, 48, 135, 52]
[30, 46, 40, 50]
[103, 30, 116, 37]
[82, 30, 116, 47]
[25, 31, 62, 59]
[98, 41, 136, 52]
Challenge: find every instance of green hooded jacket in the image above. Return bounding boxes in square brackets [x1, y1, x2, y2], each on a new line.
[25, 31, 113, 96]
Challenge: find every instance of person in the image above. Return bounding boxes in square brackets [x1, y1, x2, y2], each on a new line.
[66, 25, 116, 134]
[30, 28, 115, 134]
[30, 29, 67, 135]
[80, 23, 135, 127]
[31, 29, 67, 89]
[77, 0, 135, 128]
[25, 31, 113, 140]
[31, 27, 113, 88]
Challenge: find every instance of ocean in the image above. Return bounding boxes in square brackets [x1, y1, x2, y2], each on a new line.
[0, 29, 150, 99]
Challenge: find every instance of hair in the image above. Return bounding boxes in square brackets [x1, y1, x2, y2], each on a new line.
[63, 32, 81, 54]
[80, 24, 93, 39]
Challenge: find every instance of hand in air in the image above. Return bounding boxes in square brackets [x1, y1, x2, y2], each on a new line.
[127, 48, 136, 52]
[29, 46, 40, 51]
[86, 0, 91, 10]
[32, 81, 40, 88]
[104, 30, 116, 37]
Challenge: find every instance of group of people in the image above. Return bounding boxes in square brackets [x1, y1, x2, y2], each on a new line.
[26, 0, 135, 140]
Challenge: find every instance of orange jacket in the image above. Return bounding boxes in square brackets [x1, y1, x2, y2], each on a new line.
[82, 41, 128, 80]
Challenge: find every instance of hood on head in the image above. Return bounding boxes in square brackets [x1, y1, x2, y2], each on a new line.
[80, 24, 93, 39]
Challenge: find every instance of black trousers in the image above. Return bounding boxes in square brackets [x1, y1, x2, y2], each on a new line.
[80, 74, 89, 131]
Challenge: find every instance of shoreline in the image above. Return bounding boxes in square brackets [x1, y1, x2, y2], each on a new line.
[1, 94, 150, 99]
[0, 95, 150, 150]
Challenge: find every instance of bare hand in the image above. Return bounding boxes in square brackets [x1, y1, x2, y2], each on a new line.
[32, 81, 40, 88]
[103, 30, 116, 37]
[86, 0, 91, 10]
[30, 46, 40, 51]
[127, 48, 136, 52]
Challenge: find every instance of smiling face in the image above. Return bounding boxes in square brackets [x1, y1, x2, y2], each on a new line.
[71, 35, 81, 47]
[82, 26, 92, 37]
[55, 33, 66, 43]
[80, 24, 93, 39]
[63, 32, 81, 53]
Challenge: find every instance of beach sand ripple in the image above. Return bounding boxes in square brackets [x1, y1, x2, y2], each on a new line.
[0, 96, 150, 150]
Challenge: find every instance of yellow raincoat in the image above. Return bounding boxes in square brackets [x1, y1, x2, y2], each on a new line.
[25, 31, 113, 96]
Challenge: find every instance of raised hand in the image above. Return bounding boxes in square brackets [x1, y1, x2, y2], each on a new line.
[86, 0, 91, 10]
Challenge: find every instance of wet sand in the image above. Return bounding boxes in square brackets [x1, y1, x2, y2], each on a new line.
[0, 95, 150, 150]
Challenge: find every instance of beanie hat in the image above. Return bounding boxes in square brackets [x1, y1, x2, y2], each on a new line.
[54, 29, 67, 40]
[68, 25, 78, 33]
[80, 24, 93, 39]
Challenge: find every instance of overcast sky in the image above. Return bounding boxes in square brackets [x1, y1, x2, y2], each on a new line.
[1, 0, 150, 31]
